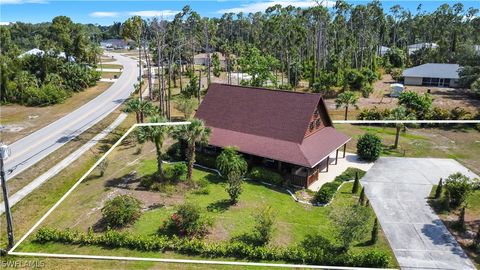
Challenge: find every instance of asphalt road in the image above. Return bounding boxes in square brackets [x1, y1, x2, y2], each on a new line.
[3, 52, 138, 180]
[362, 157, 477, 270]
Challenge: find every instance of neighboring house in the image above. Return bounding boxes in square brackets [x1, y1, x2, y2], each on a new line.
[19, 48, 75, 62]
[407, 42, 438, 55]
[195, 84, 351, 188]
[100, 39, 135, 50]
[193, 52, 233, 69]
[402, 63, 460, 88]
[474, 45, 480, 54]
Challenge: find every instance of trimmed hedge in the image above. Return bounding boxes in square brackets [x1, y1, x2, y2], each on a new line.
[313, 167, 366, 204]
[247, 167, 284, 186]
[33, 227, 389, 267]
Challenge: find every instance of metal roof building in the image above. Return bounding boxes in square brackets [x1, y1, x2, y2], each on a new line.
[402, 63, 461, 88]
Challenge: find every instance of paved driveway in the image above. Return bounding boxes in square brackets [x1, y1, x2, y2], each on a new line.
[362, 157, 477, 270]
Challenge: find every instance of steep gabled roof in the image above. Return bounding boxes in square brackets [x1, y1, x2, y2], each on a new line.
[195, 83, 331, 143]
[195, 84, 350, 168]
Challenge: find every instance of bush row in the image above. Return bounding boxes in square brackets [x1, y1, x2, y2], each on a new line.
[33, 227, 389, 267]
[247, 166, 284, 186]
[357, 106, 480, 121]
[313, 167, 366, 204]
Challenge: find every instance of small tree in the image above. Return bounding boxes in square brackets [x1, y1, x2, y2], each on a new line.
[444, 172, 473, 208]
[443, 189, 451, 210]
[98, 159, 108, 177]
[212, 53, 221, 77]
[216, 146, 248, 177]
[435, 178, 443, 199]
[253, 206, 275, 246]
[335, 91, 359, 120]
[359, 187, 366, 205]
[357, 133, 382, 161]
[101, 195, 142, 228]
[330, 205, 371, 251]
[352, 171, 360, 194]
[175, 96, 198, 119]
[387, 106, 415, 149]
[226, 171, 243, 205]
[371, 218, 379, 244]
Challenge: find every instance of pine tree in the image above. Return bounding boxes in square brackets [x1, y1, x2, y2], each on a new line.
[371, 218, 379, 244]
[352, 171, 360, 194]
[435, 178, 443, 199]
[359, 187, 366, 206]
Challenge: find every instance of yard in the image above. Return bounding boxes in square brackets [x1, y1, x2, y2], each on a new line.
[14, 136, 397, 268]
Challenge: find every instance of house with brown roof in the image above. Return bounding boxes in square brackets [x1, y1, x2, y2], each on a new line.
[195, 84, 351, 188]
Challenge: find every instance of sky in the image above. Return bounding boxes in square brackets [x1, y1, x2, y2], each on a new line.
[0, 0, 479, 25]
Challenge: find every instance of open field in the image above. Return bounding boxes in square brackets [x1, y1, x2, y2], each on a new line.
[0, 82, 113, 144]
[98, 63, 123, 69]
[101, 71, 122, 79]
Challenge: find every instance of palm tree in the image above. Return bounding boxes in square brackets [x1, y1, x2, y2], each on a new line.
[335, 91, 359, 120]
[124, 99, 154, 123]
[174, 119, 211, 183]
[387, 106, 416, 149]
[136, 115, 170, 179]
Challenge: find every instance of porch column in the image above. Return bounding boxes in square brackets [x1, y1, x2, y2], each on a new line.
[343, 143, 347, 158]
[326, 156, 330, 172]
[277, 161, 282, 171]
[335, 149, 339, 165]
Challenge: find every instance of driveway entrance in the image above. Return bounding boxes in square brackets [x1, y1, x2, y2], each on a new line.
[362, 157, 477, 270]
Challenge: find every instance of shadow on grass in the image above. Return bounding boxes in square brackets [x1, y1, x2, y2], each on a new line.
[207, 199, 231, 213]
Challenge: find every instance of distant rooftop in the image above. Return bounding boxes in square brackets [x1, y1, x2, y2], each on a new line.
[402, 63, 460, 79]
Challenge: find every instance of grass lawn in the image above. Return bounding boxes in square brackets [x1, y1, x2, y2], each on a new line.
[101, 71, 122, 79]
[0, 82, 113, 144]
[98, 63, 123, 69]
[14, 139, 397, 267]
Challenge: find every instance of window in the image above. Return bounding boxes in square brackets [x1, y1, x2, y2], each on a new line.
[309, 122, 314, 131]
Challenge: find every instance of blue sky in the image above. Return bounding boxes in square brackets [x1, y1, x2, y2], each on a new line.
[1, 0, 479, 25]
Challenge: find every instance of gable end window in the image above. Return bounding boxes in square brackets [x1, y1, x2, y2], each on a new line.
[309, 122, 314, 131]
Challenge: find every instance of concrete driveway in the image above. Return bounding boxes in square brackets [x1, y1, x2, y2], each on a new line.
[362, 157, 477, 270]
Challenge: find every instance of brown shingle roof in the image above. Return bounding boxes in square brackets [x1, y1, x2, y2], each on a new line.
[195, 84, 350, 168]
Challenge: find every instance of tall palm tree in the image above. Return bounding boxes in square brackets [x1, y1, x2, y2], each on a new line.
[387, 106, 416, 149]
[174, 119, 211, 183]
[136, 115, 170, 179]
[124, 99, 154, 123]
[335, 91, 360, 120]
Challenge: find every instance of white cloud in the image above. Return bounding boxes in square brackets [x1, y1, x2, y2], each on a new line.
[89, 11, 120, 18]
[0, 21, 11, 25]
[218, 0, 335, 14]
[128, 10, 180, 18]
[0, 0, 47, 4]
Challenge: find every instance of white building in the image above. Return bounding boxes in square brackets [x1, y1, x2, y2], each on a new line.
[407, 43, 438, 55]
[402, 63, 460, 88]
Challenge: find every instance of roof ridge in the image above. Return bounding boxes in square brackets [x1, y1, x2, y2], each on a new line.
[210, 83, 322, 97]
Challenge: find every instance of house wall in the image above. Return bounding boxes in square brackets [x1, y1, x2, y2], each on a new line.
[404, 76, 423, 86]
[449, 79, 459, 88]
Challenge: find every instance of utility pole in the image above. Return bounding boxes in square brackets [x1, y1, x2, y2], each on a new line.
[0, 144, 14, 249]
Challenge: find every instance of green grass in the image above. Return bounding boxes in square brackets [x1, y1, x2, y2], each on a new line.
[98, 64, 123, 69]
[16, 158, 397, 267]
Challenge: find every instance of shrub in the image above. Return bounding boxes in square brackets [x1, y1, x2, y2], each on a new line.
[162, 203, 211, 238]
[357, 133, 382, 162]
[101, 195, 142, 228]
[165, 163, 187, 182]
[352, 173, 360, 194]
[335, 167, 366, 182]
[398, 91, 433, 119]
[444, 172, 473, 208]
[361, 84, 374, 98]
[252, 206, 275, 246]
[428, 107, 450, 120]
[435, 178, 443, 199]
[313, 181, 341, 204]
[33, 227, 389, 267]
[247, 167, 284, 186]
[195, 152, 217, 168]
[357, 107, 390, 120]
[226, 171, 243, 204]
[330, 205, 371, 251]
[215, 147, 248, 178]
